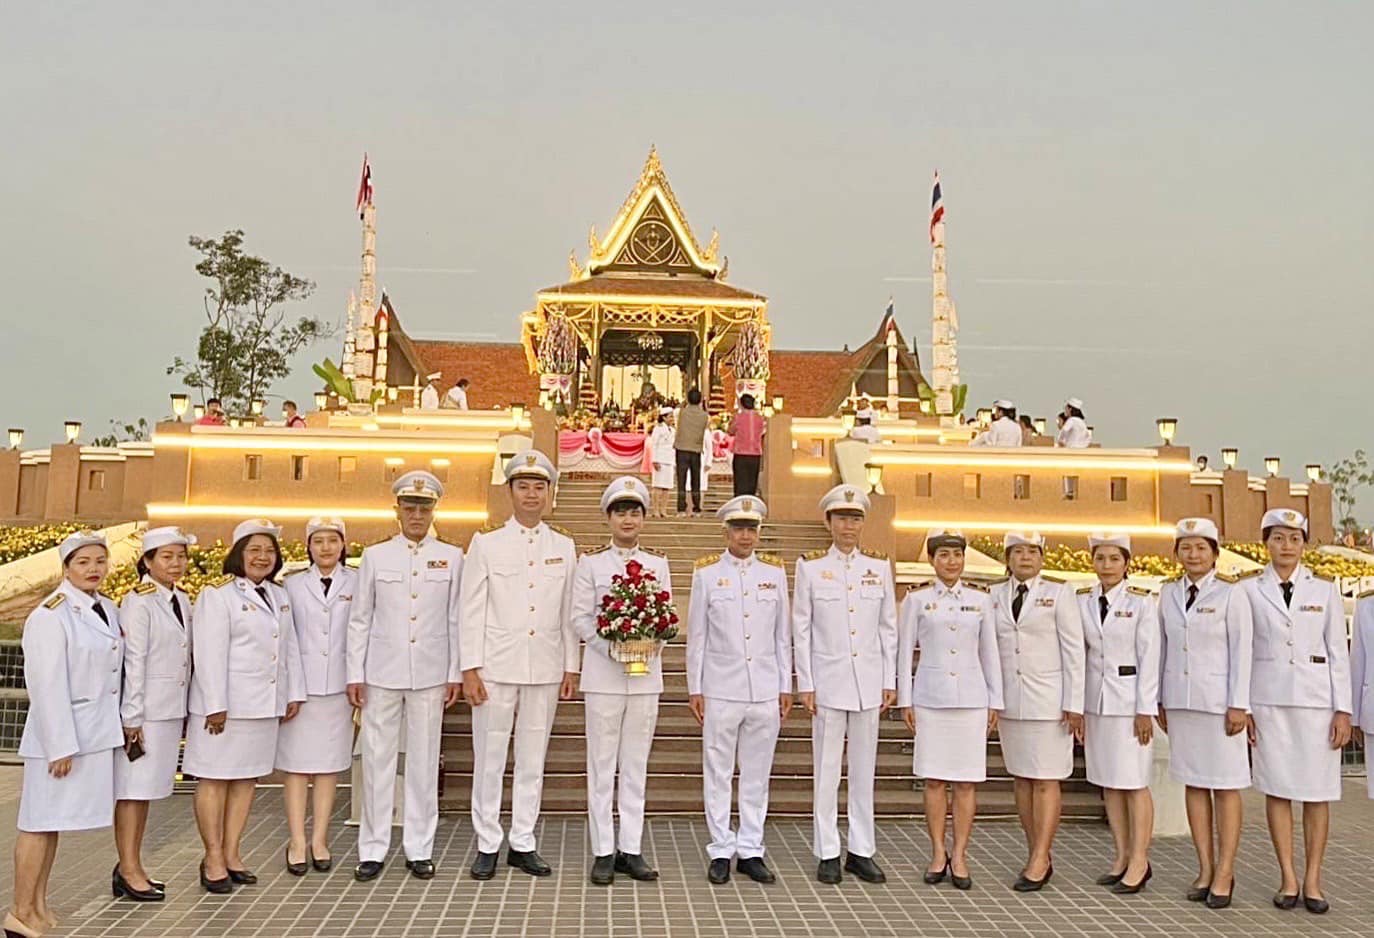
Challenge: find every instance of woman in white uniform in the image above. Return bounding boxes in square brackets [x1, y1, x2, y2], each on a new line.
[897, 530, 1002, 890]
[1055, 398, 1091, 448]
[649, 408, 675, 517]
[1076, 533, 1159, 894]
[112, 526, 196, 902]
[1241, 509, 1350, 915]
[5, 533, 122, 938]
[277, 517, 356, 875]
[1157, 517, 1253, 909]
[184, 519, 305, 894]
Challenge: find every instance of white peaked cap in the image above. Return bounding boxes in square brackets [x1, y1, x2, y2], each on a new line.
[306, 517, 347, 540]
[1175, 517, 1219, 541]
[58, 530, 107, 563]
[504, 449, 558, 485]
[818, 484, 870, 515]
[142, 526, 196, 554]
[1087, 532, 1131, 553]
[232, 518, 282, 547]
[601, 476, 649, 512]
[1261, 508, 1308, 534]
[1003, 531, 1046, 551]
[718, 495, 767, 525]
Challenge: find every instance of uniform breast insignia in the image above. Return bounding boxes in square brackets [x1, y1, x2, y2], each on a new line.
[1076, 585, 1094, 595]
[1113, 610, 1135, 618]
[210, 573, 235, 588]
[1299, 604, 1324, 613]
[695, 553, 721, 569]
[820, 570, 836, 581]
[959, 605, 981, 612]
[582, 545, 611, 557]
[280, 604, 290, 613]
[758, 580, 778, 591]
[758, 553, 784, 568]
[427, 559, 449, 569]
[1035, 597, 1055, 608]
[42, 593, 66, 610]
[548, 523, 575, 540]
[543, 557, 564, 565]
[134, 582, 159, 595]
[1127, 585, 1151, 597]
[859, 547, 888, 561]
[1197, 606, 1216, 614]
[802, 548, 827, 562]
[1041, 574, 1066, 584]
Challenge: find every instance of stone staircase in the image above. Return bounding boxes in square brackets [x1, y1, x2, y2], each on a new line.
[439, 476, 1103, 819]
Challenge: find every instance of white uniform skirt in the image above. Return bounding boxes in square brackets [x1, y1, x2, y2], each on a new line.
[18, 749, 115, 832]
[114, 718, 184, 801]
[913, 706, 987, 782]
[275, 693, 354, 774]
[998, 717, 1074, 780]
[650, 460, 674, 489]
[182, 715, 279, 780]
[1251, 704, 1341, 802]
[1166, 708, 1249, 790]
[1085, 713, 1151, 790]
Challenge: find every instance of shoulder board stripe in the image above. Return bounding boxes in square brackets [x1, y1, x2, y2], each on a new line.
[1360, 589, 1374, 600]
[860, 547, 888, 561]
[695, 553, 721, 569]
[1041, 574, 1066, 584]
[547, 524, 575, 540]
[134, 582, 159, 595]
[582, 545, 610, 557]
[477, 521, 503, 535]
[639, 546, 666, 558]
[907, 581, 932, 592]
[1076, 586, 1094, 595]
[42, 593, 66, 610]
[1216, 572, 1238, 584]
[210, 574, 235, 588]
[758, 553, 784, 568]
[1233, 568, 1262, 580]
[963, 582, 990, 593]
[1313, 571, 1336, 582]
[1127, 585, 1151, 597]
[801, 548, 827, 562]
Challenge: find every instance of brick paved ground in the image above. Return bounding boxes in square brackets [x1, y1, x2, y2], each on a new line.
[1, 767, 1371, 937]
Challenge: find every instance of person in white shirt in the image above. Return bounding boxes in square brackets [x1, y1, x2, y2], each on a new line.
[848, 406, 881, 445]
[419, 373, 441, 410]
[113, 527, 196, 902]
[1056, 398, 1091, 448]
[444, 378, 470, 410]
[1241, 509, 1350, 915]
[461, 450, 578, 880]
[897, 530, 1002, 891]
[687, 495, 793, 886]
[971, 400, 1023, 447]
[571, 477, 671, 885]
[1075, 533, 1160, 895]
[347, 475, 464, 882]
[278, 518, 358, 876]
[793, 484, 897, 886]
[649, 408, 676, 517]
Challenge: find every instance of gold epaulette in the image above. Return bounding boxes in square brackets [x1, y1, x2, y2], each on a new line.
[582, 545, 610, 557]
[1127, 585, 1151, 597]
[860, 547, 888, 561]
[758, 553, 784, 568]
[548, 523, 574, 540]
[639, 545, 666, 558]
[963, 581, 989, 593]
[1076, 585, 1094, 595]
[1313, 571, 1336, 582]
[1041, 574, 1066, 584]
[1233, 568, 1262, 580]
[209, 574, 235, 588]
[801, 548, 827, 562]
[476, 521, 503, 535]
[695, 553, 721, 569]
[1359, 589, 1374, 600]
[42, 593, 66, 610]
[135, 582, 158, 595]
[1216, 572, 1239, 584]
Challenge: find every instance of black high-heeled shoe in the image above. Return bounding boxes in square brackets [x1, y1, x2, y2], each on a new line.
[1185, 881, 1210, 902]
[1302, 894, 1330, 914]
[1095, 868, 1127, 886]
[200, 861, 233, 895]
[1204, 876, 1235, 909]
[923, 860, 949, 885]
[1111, 864, 1152, 895]
[950, 862, 973, 891]
[310, 846, 332, 872]
[226, 867, 257, 885]
[112, 865, 164, 902]
[1272, 891, 1299, 910]
[286, 845, 308, 877]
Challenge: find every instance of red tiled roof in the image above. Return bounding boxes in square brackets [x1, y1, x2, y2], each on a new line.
[725, 350, 861, 417]
[537, 274, 766, 302]
[410, 341, 539, 409]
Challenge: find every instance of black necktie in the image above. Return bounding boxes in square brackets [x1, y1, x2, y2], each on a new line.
[1098, 594, 1109, 623]
[255, 586, 272, 610]
[321, 576, 332, 597]
[91, 602, 110, 626]
[1186, 584, 1198, 611]
[1280, 581, 1293, 607]
[1012, 583, 1028, 622]
[170, 595, 184, 626]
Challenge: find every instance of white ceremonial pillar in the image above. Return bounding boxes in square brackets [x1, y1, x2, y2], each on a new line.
[352, 201, 379, 401]
[885, 320, 899, 412]
[931, 206, 960, 428]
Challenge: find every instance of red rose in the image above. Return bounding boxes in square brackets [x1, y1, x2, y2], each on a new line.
[596, 614, 609, 627]
[626, 560, 643, 577]
[633, 594, 648, 609]
[620, 621, 633, 633]
[668, 613, 679, 625]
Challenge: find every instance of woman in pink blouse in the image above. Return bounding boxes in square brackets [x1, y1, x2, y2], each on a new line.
[731, 394, 765, 496]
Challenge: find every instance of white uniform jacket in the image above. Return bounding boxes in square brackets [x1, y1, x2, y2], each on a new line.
[792, 545, 897, 712]
[1352, 593, 1374, 728]
[970, 417, 1022, 447]
[190, 577, 306, 718]
[347, 534, 463, 690]
[896, 580, 1003, 710]
[1076, 582, 1161, 717]
[118, 578, 191, 727]
[1243, 565, 1351, 713]
[989, 575, 1085, 719]
[459, 518, 578, 684]
[1158, 571, 1253, 714]
[18, 581, 124, 761]
[1056, 416, 1090, 448]
[287, 564, 358, 697]
[571, 544, 672, 695]
[686, 552, 792, 703]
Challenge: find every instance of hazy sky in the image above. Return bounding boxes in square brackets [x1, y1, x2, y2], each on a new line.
[3, 2, 1371, 489]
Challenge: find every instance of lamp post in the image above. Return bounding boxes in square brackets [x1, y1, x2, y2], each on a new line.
[510, 402, 526, 427]
[64, 421, 81, 444]
[313, 391, 328, 411]
[192, 404, 205, 421]
[864, 462, 882, 493]
[1033, 417, 1047, 435]
[772, 395, 784, 413]
[1264, 456, 1281, 476]
[1305, 464, 1321, 483]
[1221, 447, 1238, 469]
[250, 398, 265, 417]
[7, 428, 22, 450]
[1155, 417, 1178, 444]
[170, 393, 189, 421]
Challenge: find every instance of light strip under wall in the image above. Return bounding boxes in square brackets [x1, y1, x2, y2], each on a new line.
[146, 503, 489, 522]
[152, 434, 497, 455]
[869, 452, 1193, 472]
[894, 518, 1176, 536]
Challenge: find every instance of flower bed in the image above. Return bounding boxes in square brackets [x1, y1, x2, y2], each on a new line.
[1224, 542, 1374, 579]
[970, 536, 1183, 578]
[0, 523, 85, 564]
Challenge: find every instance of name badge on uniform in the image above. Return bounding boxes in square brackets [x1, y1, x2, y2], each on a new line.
[280, 605, 290, 613]
[1117, 665, 1138, 676]
[1113, 610, 1134, 618]
[544, 557, 563, 565]
[861, 575, 881, 587]
[1300, 604, 1323, 613]
[1310, 655, 1327, 664]
[1035, 597, 1055, 608]
[960, 605, 980, 612]
[427, 559, 449, 569]
[758, 581, 777, 591]
[1197, 606, 1216, 614]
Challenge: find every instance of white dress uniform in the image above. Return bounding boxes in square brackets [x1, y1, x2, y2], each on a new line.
[793, 535, 897, 861]
[420, 374, 441, 410]
[1158, 569, 1253, 789]
[277, 563, 358, 774]
[971, 416, 1022, 447]
[687, 497, 792, 862]
[1075, 581, 1160, 790]
[897, 580, 1003, 782]
[989, 570, 1085, 779]
[1243, 563, 1351, 802]
[650, 422, 676, 489]
[1352, 591, 1374, 798]
[115, 577, 191, 801]
[18, 577, 124, 832]
[348, 525, 463, 864]
[1056, 411, 1091, 448]
[184, 574, 307, 779]
[572, 526, 671, 859]
[461, 509, 578, 855]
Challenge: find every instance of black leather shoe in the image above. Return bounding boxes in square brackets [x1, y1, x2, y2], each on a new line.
[199, 861, 233, 895]
[707, 858, 731, 884]
[507, 849, 552, 877]
[310, 847, 332, 872]
[816, 857, 842, 884]
[590, 855, 615, 886]
[353, 860, 384, 882]
[614, 852, 659, 881]
[285, 845, 308, 877]
[1096, 869, 1127, 887]
[470, 852, 498, 880]
[844, 854, 886, 884]
[737, 857, 776, 884]
[1012, 868, 1051, 893]
[1186, 883, 1210, 902]
[1111, 864, 1152, 895]
[405, 859, 436, 880]
[1303, 895, 1330, 914]
[923, 860, 949, 885]
[950, 861, 973, 891]
[113, 866, 164, 902]
[226, 868, 257, 885]
[1273, 892, 1299, 910]
[1204, 877, 1235, 909]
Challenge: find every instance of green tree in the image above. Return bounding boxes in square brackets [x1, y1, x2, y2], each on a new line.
[1329, 449, 1374, 533]
[168, 229, 328, 413]
[91, 418, 150, 448]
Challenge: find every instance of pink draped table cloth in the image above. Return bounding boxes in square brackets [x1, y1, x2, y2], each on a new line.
[557, 429, 734, 472]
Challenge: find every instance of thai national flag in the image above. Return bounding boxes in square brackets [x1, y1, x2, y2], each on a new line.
[929, 170, 944, 244]
[356, 154, 373, 219]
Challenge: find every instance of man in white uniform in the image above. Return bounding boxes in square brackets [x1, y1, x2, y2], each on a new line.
[687, 495, 793, 885]
[419, 373, 441, 410]
[989, 531, 1085, 892]
[444, 378, 470, 410]
[461, 450, 578, 879]
[971, 399, 1022, 447]
[571, 477, 671, 885]
[848, 406, 881, 444]
[347, 471, 464, 881]
[793, 484, 897, 884]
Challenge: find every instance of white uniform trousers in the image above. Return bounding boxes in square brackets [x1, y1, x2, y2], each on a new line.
[471, 681, 560, 853]
[357, 684, 445, 863]
[703, 697, 780, 860]
[811, 705, 880, 860]
[584, 692, 659, 856]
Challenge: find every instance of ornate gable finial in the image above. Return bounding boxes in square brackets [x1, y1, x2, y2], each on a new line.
[643, 144, 661, 176]
[568, 250, 584, 280]
[704, 228, 720, 263]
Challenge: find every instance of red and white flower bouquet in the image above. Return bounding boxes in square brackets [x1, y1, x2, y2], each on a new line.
[595, 559, 680, 675]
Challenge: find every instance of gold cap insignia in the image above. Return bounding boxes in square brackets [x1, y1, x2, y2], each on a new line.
[624, 479, 635, 489]
[1283, 510, 1298, 523]
[743, 499, 754, 513]
[1183, 520, 1197, 531]
[525, 454, 537, 466]
[412, 478, 426, 491]
[843, 488, 855, 500]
